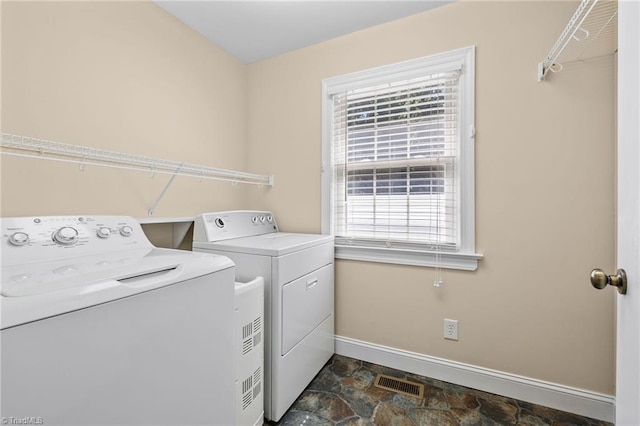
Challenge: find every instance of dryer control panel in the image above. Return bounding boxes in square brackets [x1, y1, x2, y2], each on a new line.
[1, 216, 152, 266]
[193, 210, 278, 242]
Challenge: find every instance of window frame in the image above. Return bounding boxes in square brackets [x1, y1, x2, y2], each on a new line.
[321, 46, 482, 271]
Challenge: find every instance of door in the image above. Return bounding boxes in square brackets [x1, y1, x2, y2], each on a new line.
[615, 1, 639, 424]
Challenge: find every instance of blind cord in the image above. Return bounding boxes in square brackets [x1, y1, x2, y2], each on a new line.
[433, 155, 443, 287]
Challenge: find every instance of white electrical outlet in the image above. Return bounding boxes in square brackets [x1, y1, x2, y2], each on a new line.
[444, 319, 458, 341]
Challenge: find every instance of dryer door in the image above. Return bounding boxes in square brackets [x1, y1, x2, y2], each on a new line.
[281, 264, 334, 355]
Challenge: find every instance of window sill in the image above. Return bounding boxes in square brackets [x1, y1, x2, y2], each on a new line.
[334, 244, 483, 271]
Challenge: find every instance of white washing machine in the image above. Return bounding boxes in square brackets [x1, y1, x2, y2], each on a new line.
[1, 215, 236, 426]
[193, 211, 335, 422]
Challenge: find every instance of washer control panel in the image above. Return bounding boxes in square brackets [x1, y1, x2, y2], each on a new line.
[193, 210, 278, 242]
[1, 216, 152, 266]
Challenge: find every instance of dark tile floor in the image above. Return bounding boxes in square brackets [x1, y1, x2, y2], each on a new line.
[268, 355, 612, 426]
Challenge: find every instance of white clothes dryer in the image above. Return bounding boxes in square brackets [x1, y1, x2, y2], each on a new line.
[1, 215, 236, 426]
[193, 211, 335, 422]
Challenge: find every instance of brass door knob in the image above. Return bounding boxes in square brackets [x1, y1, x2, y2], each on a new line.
[590, 268, 627, 294]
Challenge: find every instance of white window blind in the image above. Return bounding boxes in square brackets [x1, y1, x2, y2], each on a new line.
[331, 71, 460, 251]
[322, 47, 481, 270]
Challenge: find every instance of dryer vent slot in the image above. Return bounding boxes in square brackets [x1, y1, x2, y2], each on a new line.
[373, 374, 424, 398]
[241, 316, 263, 356]
[253, 331, 262, 347]
[253, 367, 262, 385]
[253, 381, 262, 400]
[242, 323, 253, 340]
[240, 368, 262, 411]
[253, 366, 262, 401]
[241, 321, 253, 355]
[242, 390, 252, 410]
[242, 376, 253, 396]
[242, 339, 253, 355]
[253, 316, 262, 347]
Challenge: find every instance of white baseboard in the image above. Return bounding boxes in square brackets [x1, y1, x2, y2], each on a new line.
[335, 335, 614, 423]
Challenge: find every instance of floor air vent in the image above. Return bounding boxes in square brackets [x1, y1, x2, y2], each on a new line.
[373, 374, 424, 398]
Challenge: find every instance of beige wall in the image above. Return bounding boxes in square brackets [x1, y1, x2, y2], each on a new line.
[246, 1, 616, 394]
[1, 1, 250, 218]
[1, 0, 616, 395]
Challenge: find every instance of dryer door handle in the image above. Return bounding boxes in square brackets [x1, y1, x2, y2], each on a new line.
[306, 278, 318, 290]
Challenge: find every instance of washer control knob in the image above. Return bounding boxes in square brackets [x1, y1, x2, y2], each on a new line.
[214, 218, 225, 228]
[260, 216, 266, 223]
[266, 215, 273, 223]
[8, 232, 30, 246]
[251, 216, 258, 224]
[53, 227, 79, 245]
[119, 225, 134, 237]
[97, 227, 111, 239]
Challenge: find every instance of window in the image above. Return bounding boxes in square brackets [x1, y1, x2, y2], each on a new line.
[322, 47, 481, 270]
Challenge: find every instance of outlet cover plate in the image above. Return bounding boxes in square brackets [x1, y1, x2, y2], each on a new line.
[444, 319, 458, 341]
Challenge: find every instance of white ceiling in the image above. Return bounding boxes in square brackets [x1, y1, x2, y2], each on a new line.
[154, 1, 453, 64]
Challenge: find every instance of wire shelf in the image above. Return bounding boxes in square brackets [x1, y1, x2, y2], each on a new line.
[1, 133, 272, 185]
[1, 132, 273, 215]
[538, 0, 617, 81]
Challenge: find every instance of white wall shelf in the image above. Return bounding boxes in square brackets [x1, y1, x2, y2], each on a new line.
[538, 0, 617, 81]
[1, 133, 273, 215]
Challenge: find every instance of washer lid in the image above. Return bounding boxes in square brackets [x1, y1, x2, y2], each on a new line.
[1, 248, 234, 329]
[193, 232, 334, 257]
[1, 248, 231, 297]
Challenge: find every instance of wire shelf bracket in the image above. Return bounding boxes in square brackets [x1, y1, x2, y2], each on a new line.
[538, 0, 617, 82]
[1, 133, 274, 215]
[148, 163, 184, 216]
